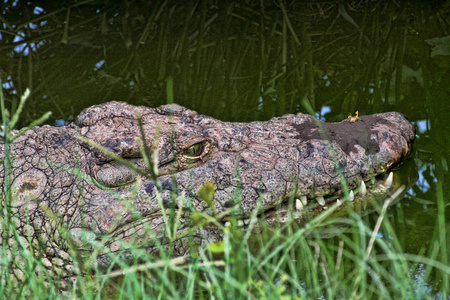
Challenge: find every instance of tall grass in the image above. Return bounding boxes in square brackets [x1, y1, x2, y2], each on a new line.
[94, 194, 449, 299]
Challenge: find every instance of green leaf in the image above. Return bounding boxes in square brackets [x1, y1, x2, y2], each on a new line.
[190, 212, 207, 225]
[207, 241, 225, 253]
[197, 182, 216, 209]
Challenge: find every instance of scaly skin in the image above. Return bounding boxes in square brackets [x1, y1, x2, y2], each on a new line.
[0, 101, 415, 282]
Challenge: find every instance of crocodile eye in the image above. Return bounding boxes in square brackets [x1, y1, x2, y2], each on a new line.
[174, 140, 212, 169]
[184, 142, 204, 157]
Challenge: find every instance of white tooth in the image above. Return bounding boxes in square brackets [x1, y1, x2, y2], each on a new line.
[225, 221, 231, 227]
[359, 181, 367, 196]
[349, 190, 354, 201]
[384, 172, 393, 188]
[317, 196, 325, 206]
[237, 220, 244, 227]
[336, 199, 341, 206]
[300, 195, 308, 205]
[296, 199, 304, 211]
[244, 219, 250, 225]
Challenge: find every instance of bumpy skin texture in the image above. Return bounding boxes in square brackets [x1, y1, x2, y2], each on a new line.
[1, 101, 415, 275]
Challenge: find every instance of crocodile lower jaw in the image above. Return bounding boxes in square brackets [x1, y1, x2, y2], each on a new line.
[223, 171, 396, 228]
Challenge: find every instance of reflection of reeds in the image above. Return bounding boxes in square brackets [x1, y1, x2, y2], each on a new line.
[2, 1, 441, 124]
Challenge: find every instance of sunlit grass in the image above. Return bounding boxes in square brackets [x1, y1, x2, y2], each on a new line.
[82, 197, 450, 299]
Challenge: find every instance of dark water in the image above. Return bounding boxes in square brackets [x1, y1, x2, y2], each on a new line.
[1, 0, 449, 292]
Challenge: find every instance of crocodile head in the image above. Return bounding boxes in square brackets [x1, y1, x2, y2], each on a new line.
[3, 101, 415, 271]
[72, 102, 415, 258]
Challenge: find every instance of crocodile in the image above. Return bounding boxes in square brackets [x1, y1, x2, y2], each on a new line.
[0, 101, 415, 285]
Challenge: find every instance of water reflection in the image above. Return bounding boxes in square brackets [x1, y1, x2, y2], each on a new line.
[415, 119, 430, 134]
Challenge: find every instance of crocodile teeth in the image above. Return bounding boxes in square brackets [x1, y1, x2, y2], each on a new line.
[225, 220, 246, 227]
[300, 195, 308, 205]
[295, 198, 304, 211]
[349, 190, 354, 201]
[317, 196, 325, 206]
[359, 181, 367, 196]
[384, 172, 393, 188]
[336, 199, 342, 206]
